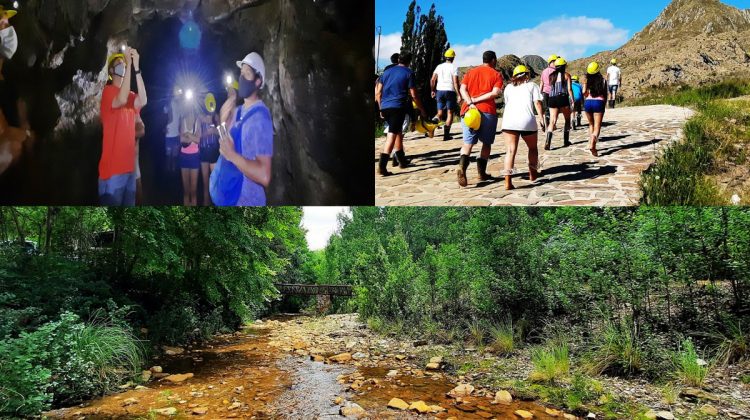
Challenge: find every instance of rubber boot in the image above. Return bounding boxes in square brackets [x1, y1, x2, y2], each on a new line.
[395, 150, 410, 169]
[544, 131, 553, 150]
[477, 158, 492, 181]
[391, 152, 399, 167]
[457, 154, 470, 187]
[577, 113, 582, 128]
[378, 153, 392, 176]
[443, 125, 452, 141]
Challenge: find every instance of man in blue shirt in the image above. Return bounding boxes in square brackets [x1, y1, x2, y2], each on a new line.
[375, 53, 426, 176]
[571, 75, 583, 129]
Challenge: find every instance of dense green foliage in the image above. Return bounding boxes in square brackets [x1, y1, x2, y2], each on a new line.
[630, 80, 750, 205]
[0, 207, 312, 416]
[322, 207, 750, 381]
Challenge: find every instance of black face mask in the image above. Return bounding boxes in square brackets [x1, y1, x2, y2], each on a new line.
[238, 75, 259, 99]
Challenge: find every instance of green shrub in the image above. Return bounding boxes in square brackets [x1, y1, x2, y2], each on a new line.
[489, 318, 515, 355]
[530, 342, 570, 382]
[584, 320, 644, 377]
[147, 295, 227, 346]
[674, 339, 709, 387]
[711, 319, 748, 366]
[465, 319, 485, 347]
[0, 312, 145, 417]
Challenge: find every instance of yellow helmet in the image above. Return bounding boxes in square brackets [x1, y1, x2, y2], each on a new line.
[572, 75, 579, 82]
[204, 93, 217, 113]
[0, 8, 17, 19]
[415, 119, 437, 138]
[106, 53, 126, 80]
[554, 57, 567, 68]
[412, 101, 418, 109]
[548, 54, 559, 63]
[513, 65, 529, 77]
[444, 49, 456, 58]
[611, 58, 617, 64]
[587, 62, 601, 75]
[463, 108, 481, 131]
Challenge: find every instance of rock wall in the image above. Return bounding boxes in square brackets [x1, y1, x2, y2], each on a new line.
[1, 0, 373, 204]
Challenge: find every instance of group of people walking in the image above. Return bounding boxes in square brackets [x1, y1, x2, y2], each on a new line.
[375, 48, 623, 191]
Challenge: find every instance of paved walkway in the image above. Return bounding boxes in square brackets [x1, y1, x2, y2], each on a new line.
[375, 105, 694, 206]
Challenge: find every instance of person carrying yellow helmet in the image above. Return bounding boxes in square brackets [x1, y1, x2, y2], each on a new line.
[500, 65, 545, 190]
[544, 57, 574, 151]
[375, 53, 428, 176]
[606, 58, 621, 108]
[456, 50, 503, 187]
[539, 54, 559, 128]
[98, 45, 148, 206]
[431, 47, 460, 141]
[583, 62, 608, 157]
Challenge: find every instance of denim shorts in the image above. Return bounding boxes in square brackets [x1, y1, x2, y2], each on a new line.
[180, 152, 201, 169]
[99, 172, 136, 206]
[608, 85, 619, 95]
[462, 111, 498, 146]
[436, 90, 457, 111]
[584, 99, 606, 114]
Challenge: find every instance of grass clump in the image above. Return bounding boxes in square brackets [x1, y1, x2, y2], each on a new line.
[584, 320, 644, 377]
[488, 318, 515, 355]
[465, 319, 485, 348]
[673, 339, 709, 387]
[530, 342, 570, 383]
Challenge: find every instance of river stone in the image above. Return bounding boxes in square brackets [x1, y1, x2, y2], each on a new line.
[656, 411, 675, 420]
[150, 365, 163, 373]
[387, 398, 409, 410]
[426, 362, 440, 370]
[329, 352, 352, 363]
[122, 397, 139, 406]
[544, 408, 561, 417]
[429, 356, 443, 364]
[644, 410, 658, 419]
[564, 414, 577, 420]
[141, 370, 152, 382]
[494, 390, 513, 405]
[162, 346, 184, 355]
[192, 407, 208, 415]
[448, 383, 475, 397]
[409, 401, 430, 413]
[700, 404, 719, 416]
[515, 410, 534, 419]
[430, 405, 446, 413]
[163, 373, 194, 383]
[340, 402, 366, 418]
[351, 352, 367, 360]
[387, 369, 399, 377]
[153, 407, 177, 416]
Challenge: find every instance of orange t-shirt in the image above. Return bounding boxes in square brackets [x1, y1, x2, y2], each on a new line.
[99, 85, 139, 180]
[460, 65, 503, 116]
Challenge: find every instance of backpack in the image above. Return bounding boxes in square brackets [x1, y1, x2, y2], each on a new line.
[209, 105, 271, 206]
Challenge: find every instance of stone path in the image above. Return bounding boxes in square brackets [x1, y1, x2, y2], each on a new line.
[375, 105, 694, 206]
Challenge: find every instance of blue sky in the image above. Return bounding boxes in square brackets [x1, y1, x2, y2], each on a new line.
[375, 0, 750, 68]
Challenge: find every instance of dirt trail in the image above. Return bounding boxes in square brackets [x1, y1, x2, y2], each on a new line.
[46, 315, 568, 419]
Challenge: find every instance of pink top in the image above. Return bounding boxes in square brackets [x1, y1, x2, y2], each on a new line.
[541, 64, 555, 94]
[181, 117, 200, 154]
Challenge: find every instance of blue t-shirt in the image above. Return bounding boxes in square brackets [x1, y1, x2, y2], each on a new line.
[379, 65, 416, 110]
[572, 82, 583, 102]
[236, 101, 274, 206]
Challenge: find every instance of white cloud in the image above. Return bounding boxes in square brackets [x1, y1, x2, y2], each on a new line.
[302, 207, 351, 251]
[373, 17, 628, 69]
[374, 32, 403, 70]
[452, 17, 628, 67]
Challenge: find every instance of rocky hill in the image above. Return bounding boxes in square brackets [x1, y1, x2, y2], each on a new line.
[570, 0, 750, 99]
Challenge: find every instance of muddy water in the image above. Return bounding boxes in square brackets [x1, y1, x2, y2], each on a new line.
[353, 366, 560, 420]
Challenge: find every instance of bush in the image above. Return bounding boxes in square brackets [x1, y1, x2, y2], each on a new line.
[465, 319, 485, 347]
[584, 320, 644, 377]
[489, 318, 515, 355]
[530, 342, 570, 383]
[0, 312, 145, 417]
[147, 295, 228, 346]
[674, 339, 709, 387]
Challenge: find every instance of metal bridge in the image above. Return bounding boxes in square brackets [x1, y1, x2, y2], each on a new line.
[274, 283, 353, 296]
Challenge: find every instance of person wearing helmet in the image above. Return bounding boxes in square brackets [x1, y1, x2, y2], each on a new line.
[583, 62, 608, 157]
[180, 99, 202, 207]
[606, 58, 621, 108]
[456, 50, 503, 187]
[135, 113, 145, 204]
[430, 48, 460, 141]
[199, 93, 220, 205]
[571, 75, 584, 129]
[215, 52, 274, 206]
[544, 57, 574, 150]
[0, 5, 30, 176]
[539, 54, 558, 127]
[501, 65, 545, 190]
[375, 53, 427, 176]
[99, 46, 148, 206]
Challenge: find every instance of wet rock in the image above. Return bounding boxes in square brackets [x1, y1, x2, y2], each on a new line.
[164, 373, 194, 383]
[426, 362, 440, 370]
[228, 402, 242, 410]
[351, 352, 367, 360]
[545, 408, 561, 417]
[150, 366, 163, 373]
[515, 409, 534, 419]
[408, 400, 430, 413]
[494, 390, 513, 405]
[154, 407, 177, 416]
[586, 414, 596, 419]
[700, 404, 719, 416]
[122, 397, 139, 406]
[162, 346, 185, 355]
[386, 369, 399, 377]
[192, 407, 208, 415]
[656, 411, 675, 420]
[340, 402, 366, 418]
[430, 405, 446, 413]
[333, 396, 343, 405]
[329, 352, 352, 363]
[395, 354, 407, 360]
[233, 386, 243, 394]
[563, 415, 576, 420]
[448, 383, 475, 398]
[311, 354, 325, 362]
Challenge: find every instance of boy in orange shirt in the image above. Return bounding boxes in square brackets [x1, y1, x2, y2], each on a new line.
[457, 51, 503, 187]
[99, 47, 148, 206]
